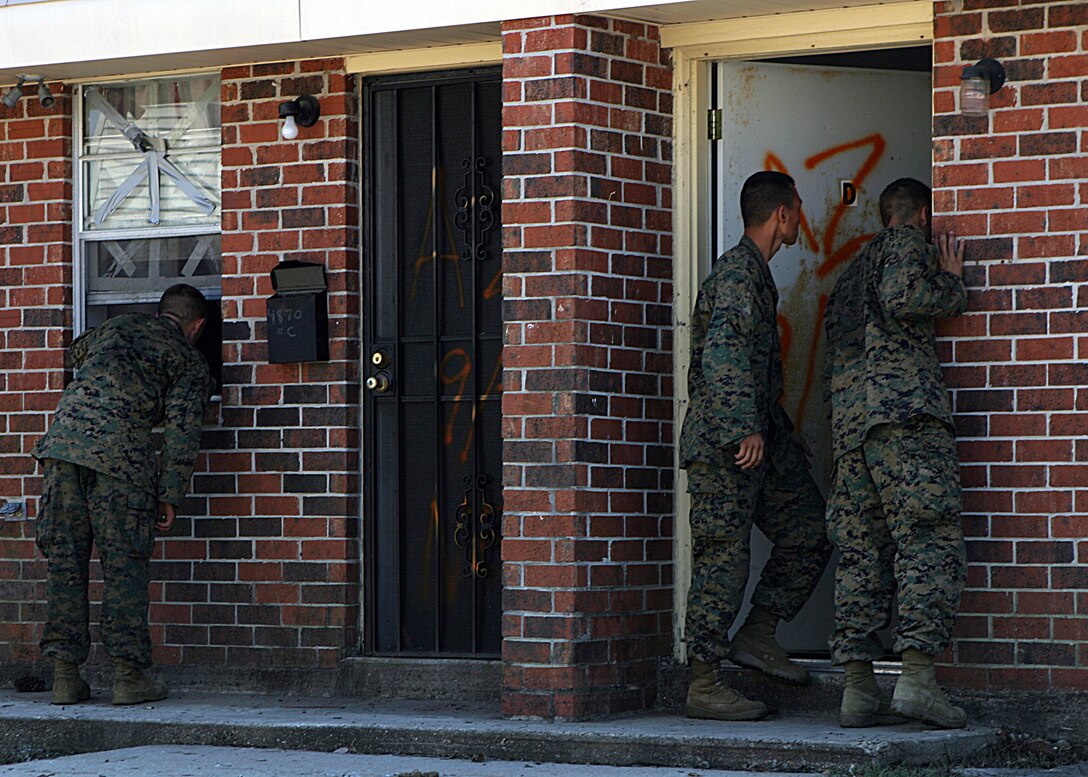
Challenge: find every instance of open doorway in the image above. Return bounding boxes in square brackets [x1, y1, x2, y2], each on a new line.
[708, 46, 933, 656]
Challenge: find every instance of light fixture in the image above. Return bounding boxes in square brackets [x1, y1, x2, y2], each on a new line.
[1, 77, 25, 110]
[960, 58, 1006, 116]
[278, 94, 320, 140]
[37, 81, 55, 109]
[1, 75, 56, 110]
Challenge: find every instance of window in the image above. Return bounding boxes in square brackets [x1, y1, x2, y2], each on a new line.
[75, 73, 222, 388]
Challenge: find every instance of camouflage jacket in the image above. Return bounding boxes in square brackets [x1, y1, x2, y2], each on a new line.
[679, 236, 796, 479]
[824, 224, 968, 460]
[33, 313, 211, 506]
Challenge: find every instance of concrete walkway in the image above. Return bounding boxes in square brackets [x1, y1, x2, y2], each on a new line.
[0, 745, 823, 777]
[0, 688, 996, 772]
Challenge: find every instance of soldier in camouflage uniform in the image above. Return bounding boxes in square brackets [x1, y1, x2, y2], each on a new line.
[824, 178, 968, 729]
[33, 284, 212, 706]
[680, 171, 832, 721]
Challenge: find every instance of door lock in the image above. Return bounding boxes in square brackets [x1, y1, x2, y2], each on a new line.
[366, 372, 392, 393]
[371, 350, 389, 367]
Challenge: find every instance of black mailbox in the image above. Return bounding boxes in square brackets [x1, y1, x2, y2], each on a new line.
[267, 261, 329, 363]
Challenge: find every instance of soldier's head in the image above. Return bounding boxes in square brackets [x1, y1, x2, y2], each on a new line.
[159, 283, 208, 345]
[741, 171, 803, 251]
[879, 178, 931, 236]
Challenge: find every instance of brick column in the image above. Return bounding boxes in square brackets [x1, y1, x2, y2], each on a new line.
[160, 60, 363, 670]
[933, 0, 1088, 691]
[500, 15, 674, 719]
[0, 83, 72, 664]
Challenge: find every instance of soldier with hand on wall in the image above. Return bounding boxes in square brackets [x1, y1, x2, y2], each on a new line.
[679, 171, 832, 721]
[824, 178, 968, 729]
[32, 284, 212, 706]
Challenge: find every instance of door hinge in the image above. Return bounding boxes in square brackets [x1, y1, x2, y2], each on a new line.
[707, 108, 722, 141]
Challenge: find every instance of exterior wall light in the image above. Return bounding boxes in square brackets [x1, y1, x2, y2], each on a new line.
[1, 75, 55, 110]
[278, 94, 320, 139]
[960, 58, 1006, 116]
[1, 77, 25, 109]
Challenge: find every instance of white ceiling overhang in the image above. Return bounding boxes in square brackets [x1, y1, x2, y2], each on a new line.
[0, 0, 928, 84]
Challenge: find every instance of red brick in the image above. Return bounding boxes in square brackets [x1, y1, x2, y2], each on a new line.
[992, 159, 1046, 183]
[1017, 338, 1074, 361]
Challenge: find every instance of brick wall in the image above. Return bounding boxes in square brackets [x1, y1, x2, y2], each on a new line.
[500, 15, 674, 718]
[933, 0, 1088, 691]
[0, 62, 362, 674]
[0, 82, 72, 663]
[179, 60, 362, 671]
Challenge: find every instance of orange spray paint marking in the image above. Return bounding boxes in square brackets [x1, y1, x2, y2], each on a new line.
[458, 355, 504, 464]
[440, 348, 472, 450]
[482, 268, 502, 301]
[804, 133, 885, 278]
[777, 312, 794, 370]
[794, 294, 827, 428]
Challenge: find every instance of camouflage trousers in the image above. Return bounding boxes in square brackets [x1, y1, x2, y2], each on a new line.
[37, 459, 158, 667]
[827, 415, 966, 664]
[685, 461, 831, 664]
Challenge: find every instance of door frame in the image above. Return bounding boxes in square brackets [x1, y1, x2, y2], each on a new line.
[665, 0, 934, 662]
[359, 65, 505, 658]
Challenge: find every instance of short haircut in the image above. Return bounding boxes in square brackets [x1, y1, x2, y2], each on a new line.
[158, 283, 208, 325]
[879, 178, 931, 227]
[740, 171, 797, 227]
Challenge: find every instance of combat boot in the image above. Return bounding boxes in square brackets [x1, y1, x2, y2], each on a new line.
[685, 659, 769, 721]
[112, 659, 168, 706]
[890, 649, 966, 729]
[839, 660, 904, 728]
[727, 605, 810, 684]
[51, 658, 91, 705]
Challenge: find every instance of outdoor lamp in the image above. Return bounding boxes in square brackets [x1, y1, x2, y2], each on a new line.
[278, 95, 320, 139]
[960, 58, 1006, 116]
[37, 81, 55, 109]
[1, 75, 56, 110]
[1, 77, 25, 109]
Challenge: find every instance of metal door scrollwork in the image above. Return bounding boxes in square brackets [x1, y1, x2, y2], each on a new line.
[454, 474, 497, 579]
[454, 157, 495, 261]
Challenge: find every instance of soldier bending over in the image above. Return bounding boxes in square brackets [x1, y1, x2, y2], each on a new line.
[824, 178, 968, 729]
[33, 284, 212, 706]
[680, 171, 832, 721]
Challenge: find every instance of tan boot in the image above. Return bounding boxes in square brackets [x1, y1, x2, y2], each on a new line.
[727, 606, 810, 684]
[839, 660, 905, 728]
[685, 659, 770, 721]
[51, 658, 91, 705]
[112, 659, 168, 706]
[891, 649, 966, 729]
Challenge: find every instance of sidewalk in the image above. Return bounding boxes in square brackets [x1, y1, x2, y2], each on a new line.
[0, 688, 996, 773]
[0, 745, 824, 777]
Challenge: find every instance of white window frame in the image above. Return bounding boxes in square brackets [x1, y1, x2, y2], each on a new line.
[72, 72, 222, 333]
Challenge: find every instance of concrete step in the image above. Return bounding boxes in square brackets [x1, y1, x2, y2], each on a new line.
[0, 689, 996, 773]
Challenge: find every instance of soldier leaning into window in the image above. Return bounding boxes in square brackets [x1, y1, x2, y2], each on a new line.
[32, 284, 212, 706]
[824, 178, 968, 729]
[679, 171, 832, 721]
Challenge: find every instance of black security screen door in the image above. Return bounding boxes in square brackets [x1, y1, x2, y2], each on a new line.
[363, 69, 503, 657]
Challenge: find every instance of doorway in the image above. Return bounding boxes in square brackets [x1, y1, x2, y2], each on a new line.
[362, 68, 504, 658]
[709, 47, 933, 655]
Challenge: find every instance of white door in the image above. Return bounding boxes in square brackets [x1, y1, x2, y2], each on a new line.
[712, 59, 932, 653]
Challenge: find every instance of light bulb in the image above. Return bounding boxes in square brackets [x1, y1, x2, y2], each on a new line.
[281, 115, 299, 140]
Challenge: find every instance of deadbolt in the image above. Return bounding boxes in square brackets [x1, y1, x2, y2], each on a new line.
[371, 350, 389, 367]
[366, 372, 392, 393]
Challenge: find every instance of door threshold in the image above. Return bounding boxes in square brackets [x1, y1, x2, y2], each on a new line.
[337, 656, 501, 703]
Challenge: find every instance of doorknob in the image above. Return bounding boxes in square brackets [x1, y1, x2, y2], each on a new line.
[366, 373, 391, 393]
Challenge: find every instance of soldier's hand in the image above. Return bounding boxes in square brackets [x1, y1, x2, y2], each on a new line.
[735, 432, 765, 470]
[156, 502, 176, 532]
[937, 232, 964, 278]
